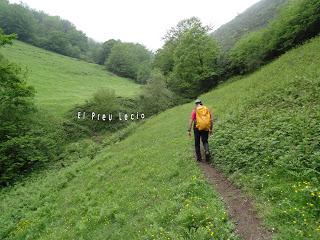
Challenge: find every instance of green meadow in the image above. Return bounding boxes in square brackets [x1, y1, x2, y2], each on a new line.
[1, 37, 320, 239]
[1, 41, 140, 116]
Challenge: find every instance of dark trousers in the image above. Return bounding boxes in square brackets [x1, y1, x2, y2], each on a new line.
[194, 128, 209, 160]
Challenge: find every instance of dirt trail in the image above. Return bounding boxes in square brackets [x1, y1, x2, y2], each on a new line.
[199, 162, 273, 240]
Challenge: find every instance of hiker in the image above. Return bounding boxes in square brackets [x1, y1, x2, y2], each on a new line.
[188, 99, 213, 162]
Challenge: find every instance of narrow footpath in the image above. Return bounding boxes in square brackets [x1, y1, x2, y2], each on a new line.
[199, 162, 273, 240]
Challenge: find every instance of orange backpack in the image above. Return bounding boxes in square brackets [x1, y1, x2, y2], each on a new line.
[195, 105, 211, 131]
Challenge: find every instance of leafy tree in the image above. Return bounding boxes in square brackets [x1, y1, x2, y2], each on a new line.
[0, 1, 36, 43]
[0, 29, 35, 141]
[153, 42, 175, 76]
[137, 70, 175, 115]
[106, 42, 152, 82]
[93, 39, 119, 65]
[0, 30, 63, 185]
[164, 17, 205, 43]
[0, 30, 35, 184]
[156, 17, 220, 98]
[137, 62, 152, 84]
[85, 38, 103, 63]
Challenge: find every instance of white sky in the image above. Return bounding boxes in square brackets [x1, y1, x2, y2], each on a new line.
[9, 0, 260, 50]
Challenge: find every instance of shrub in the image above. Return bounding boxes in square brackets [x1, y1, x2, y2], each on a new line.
[137, 70, 175, 116]
[65, 88, 138, 137]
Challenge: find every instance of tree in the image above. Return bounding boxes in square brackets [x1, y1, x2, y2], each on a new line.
[153, 42, 175, 76]
[138, 70, 175, 115]
[164, 17, 208, 43]
[0, 29, 35, 141]
[94, 39, 119, 65]
[163, 18, 220, 98]
[105, 42, 152, 82]
[0, 2, 36, 42]
[154, 17, 207, 77]
[0, 30, 64, 185]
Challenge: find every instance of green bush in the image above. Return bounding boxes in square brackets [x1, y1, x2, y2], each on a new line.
[137, 70, 175, 116]
[65, 88, 138, 137]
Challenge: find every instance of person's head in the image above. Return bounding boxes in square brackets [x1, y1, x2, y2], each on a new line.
[195, 99, 202, 106]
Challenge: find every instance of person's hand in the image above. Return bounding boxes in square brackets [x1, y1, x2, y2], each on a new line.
[188, 130, 191, 137]
[209, 130, 213, 136]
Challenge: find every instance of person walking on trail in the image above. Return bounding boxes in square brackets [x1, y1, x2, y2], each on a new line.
[188, 99, 213, 162]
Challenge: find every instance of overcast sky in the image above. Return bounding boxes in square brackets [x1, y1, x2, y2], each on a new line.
[9, 0, 260, 50]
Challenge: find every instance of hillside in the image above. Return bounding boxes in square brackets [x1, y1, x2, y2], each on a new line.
[212, 0, 287, 52]
[0, 41, 140, 116]
[1, 36, 320, 239]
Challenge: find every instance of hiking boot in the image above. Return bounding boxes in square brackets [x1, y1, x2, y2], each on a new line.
[205, 151, 211, 162]
[196, 157, 202, 162]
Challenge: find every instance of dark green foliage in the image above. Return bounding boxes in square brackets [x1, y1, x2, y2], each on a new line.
[84, 38, 102, 63]
[65, 89, 138, 137]
[0, 115, 65, 186]
[0, 0, 36, 43]
[0, 46, 36, 184]
[0, 35, 35, 143]
[154, 17, 220, 98]
[137, 70, 175, 116]
[153, 42, 175, 76]
[229, 0, 320, 74]
[0, 0, 89, 59]
[95, 39, 119, 65]
[0, 32, 65, 185]
[105, 42, 152, 82]
[0, 28, 15, 46]
[169, 22, 219, 98]
[136, 62, 152, 84]
[212, 0, 287, 52]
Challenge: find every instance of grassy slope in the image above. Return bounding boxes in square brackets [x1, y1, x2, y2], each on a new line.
[205, 36, 320, 239]
[1, 41, 140, 116]
[0, 105, 237, 239]
[1, 37, 320, 239]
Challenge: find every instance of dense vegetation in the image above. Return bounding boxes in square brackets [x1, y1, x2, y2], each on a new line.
[0, 0, 89, 59]
[228, 0, 320, 74]
[212, 0, 287, 52]
[1, 0, 320, 238]
[208, 36, 320, 239]
[105, 41, 152, 83]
